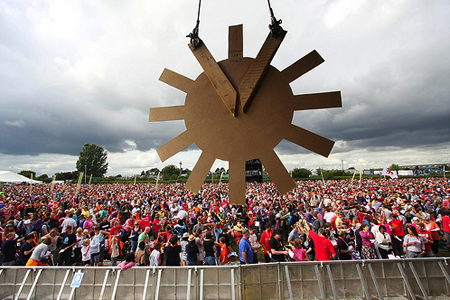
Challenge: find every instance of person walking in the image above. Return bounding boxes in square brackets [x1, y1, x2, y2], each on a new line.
[239, 229, 253, 264]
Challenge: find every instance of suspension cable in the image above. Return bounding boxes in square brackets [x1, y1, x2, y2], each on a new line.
[186, 0, 202, 48]
[267, 0, 284, 38]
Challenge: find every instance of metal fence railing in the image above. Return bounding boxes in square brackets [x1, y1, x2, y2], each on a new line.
[1, 258, 449, 300]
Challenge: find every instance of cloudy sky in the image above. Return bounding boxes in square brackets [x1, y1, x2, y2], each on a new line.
[1, 0, 449, 177]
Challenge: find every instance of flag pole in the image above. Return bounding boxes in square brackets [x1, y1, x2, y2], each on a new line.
[156, 171, 161, 188]
[75, 172, 83, 201]
[359, 167, 362, 187]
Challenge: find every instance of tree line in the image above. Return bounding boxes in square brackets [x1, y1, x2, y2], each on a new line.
[16, 143, 443, 183]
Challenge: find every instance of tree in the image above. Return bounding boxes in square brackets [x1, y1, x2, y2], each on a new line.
[161, 165, 180, 180]
[55, 171, 78, 181]
[36, 174, 49, 180]
[389, 164, 400, 171]
[76, 143, 108, 177]
[291, 168, 312, 178]
[19, 170, 36, 179]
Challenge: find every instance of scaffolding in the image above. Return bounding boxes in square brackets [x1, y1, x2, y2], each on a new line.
[1, 258, 449, 299]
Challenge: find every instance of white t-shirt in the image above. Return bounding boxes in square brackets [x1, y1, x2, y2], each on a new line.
[324, 212, 336, 223]
[150, 250, 161, 266]
[81, 245, 91, 262]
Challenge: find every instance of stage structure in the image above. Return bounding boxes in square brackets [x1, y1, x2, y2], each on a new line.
[149, 2, 342, 204]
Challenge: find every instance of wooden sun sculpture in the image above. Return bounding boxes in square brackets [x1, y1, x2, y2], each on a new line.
[149, 25, 342, 205]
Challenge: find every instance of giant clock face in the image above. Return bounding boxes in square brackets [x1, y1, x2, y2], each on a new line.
[150, 25, 342, 205]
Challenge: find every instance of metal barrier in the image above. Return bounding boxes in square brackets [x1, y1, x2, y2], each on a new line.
[1, 258, 449, 299]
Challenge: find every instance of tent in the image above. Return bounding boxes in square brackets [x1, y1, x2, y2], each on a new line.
[0, 171, 42, 183]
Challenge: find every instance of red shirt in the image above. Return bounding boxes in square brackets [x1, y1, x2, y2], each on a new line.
[308, 230, 336, 261]
[139, 217, 151, 230]
[389, 219, 405, 237]
[152, 219, 161, 233]
[217, 243, 228, 264]
[260, 230, 273, 254]
[443, 216, 450, 233]
[109, 225, 123, 237]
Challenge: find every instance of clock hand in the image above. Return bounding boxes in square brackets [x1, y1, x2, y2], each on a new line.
[239, 30, 286, 112]
[189, 41, 237, 116]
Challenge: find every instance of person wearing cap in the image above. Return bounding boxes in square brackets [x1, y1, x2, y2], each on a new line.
[186, 235, 199, 266]
[269, 229, 288, 262]
[20, 219, 34, 237]
[180, 232, 189, 266]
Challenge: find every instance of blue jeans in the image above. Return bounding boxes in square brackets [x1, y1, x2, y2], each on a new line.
[131, 240, 138, 253]
[204, 256, 216, 266]
[91, 253, 100, 266]
[406, 250, 420, 258]
[187, 261, 197, 266]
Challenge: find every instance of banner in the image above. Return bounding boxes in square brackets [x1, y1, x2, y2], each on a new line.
[382, 168, 398, 179]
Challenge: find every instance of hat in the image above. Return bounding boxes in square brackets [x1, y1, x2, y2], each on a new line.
[412, 217, 419, 222]
[233, 224, 243, 231]
[24, 220, 31, 225]
[355, 223, 362, 230]
[182, 232, 189, 238]
[274, 228, 284, 236]
[188, 235, 195, 242]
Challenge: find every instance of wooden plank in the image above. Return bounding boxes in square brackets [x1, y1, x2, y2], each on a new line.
[239, 30, 286, 111]
[149, 106, 185, 122]
[159, 68, 194, 93]
[189, 42, 237, 116]
[259, 149, 296, 194]
[229, 24, 243, 63]
[283, 124, 335, 157]
[156, 130, 194, 162]
[185, 151, 215, 193]
[280, 50, 324, 83]
[292, 91, 342, 111]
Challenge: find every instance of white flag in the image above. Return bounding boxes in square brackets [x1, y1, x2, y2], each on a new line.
[382, 168, 398, 179]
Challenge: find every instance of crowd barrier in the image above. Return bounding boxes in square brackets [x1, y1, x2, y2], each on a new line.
[1, 258, 449, 300]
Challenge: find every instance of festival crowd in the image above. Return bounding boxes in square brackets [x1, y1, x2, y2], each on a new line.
[0, 177, 449, 269]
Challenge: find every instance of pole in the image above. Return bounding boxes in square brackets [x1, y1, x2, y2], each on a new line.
[84, 165, 87, 184]
[156, 171, 161, 188]
[359, 167, 363, 186]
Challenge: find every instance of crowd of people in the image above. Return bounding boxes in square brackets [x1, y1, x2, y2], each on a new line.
[0, 177, 449, 269]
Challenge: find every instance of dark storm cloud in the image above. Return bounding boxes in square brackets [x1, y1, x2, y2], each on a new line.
[0, 1, 449, 175]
